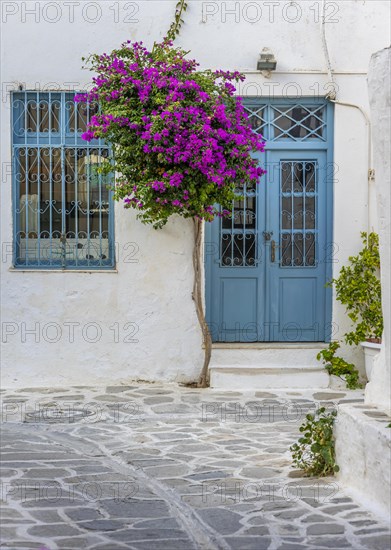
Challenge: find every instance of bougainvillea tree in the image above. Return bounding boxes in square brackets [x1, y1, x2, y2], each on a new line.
[76, 34, 265, 386]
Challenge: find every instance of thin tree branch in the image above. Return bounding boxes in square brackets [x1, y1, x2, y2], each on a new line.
[192, 218, 212, 387]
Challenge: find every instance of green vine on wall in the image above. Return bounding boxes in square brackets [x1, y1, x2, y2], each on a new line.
[166, 0, 188, 41]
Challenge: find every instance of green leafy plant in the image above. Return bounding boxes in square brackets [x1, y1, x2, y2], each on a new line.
[290, 407, 339, 477]
[317, 342, 362, 390]
[329, 232, 383, 345]
[316, 232, 382, 389]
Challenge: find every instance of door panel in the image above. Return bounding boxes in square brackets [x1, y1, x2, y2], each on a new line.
[219, 278, 258, 342]
[279, 278, 316, 326]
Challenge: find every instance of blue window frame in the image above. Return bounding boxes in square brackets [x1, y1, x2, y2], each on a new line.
[12, 91, 115, 269]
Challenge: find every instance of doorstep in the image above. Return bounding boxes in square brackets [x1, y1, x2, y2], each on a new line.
[209, 343, 330, 390]
[212, 342, 329, 349]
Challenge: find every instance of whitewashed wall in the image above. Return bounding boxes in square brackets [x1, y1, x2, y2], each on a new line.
[1, 1, 390, 387]
[366, 47, 391, 415]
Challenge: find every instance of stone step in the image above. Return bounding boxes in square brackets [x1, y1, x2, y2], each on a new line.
[209, 344, 330, 389]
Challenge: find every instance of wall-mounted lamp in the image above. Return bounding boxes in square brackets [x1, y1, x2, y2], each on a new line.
[257, 48, 277, 78]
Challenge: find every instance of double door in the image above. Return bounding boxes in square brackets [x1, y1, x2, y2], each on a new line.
[205, 99, 333, 342]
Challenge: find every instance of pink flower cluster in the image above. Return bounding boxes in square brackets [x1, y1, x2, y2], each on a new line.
[75, 40, 265, 223]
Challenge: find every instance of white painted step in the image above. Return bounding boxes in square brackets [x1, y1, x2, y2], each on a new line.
[209, 344, 330, 389]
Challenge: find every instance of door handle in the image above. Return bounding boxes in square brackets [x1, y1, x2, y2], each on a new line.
[271, 240, 276, 263]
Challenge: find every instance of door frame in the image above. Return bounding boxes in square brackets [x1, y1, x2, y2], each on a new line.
[205, 97, 334, 343]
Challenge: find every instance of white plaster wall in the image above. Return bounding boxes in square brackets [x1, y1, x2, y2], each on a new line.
[0, 212, 204, 387]
[1, 1, 390, 387]
[365, 47, 391, 414]
[335, 404, 391, 520]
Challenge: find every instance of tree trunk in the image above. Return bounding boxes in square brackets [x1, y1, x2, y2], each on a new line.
[192, 218, 212, 387]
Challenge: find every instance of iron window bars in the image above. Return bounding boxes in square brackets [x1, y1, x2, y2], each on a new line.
[12, 91, 114, 269]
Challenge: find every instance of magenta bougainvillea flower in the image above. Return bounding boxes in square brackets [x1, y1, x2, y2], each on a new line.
[76, 40, 265, 227]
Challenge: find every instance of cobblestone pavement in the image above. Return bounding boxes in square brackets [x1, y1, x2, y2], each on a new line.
[1, 384, 390, 550]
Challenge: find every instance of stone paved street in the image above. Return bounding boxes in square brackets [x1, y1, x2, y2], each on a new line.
[1, 384, 390, 550]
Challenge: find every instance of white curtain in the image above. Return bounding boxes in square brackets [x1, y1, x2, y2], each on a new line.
[19, 194, 39, 234]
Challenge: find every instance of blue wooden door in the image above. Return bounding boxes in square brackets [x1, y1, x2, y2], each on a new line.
[205, 99, 333, 342]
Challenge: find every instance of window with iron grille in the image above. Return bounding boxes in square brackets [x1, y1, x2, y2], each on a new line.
[12, 91, 115, 269]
